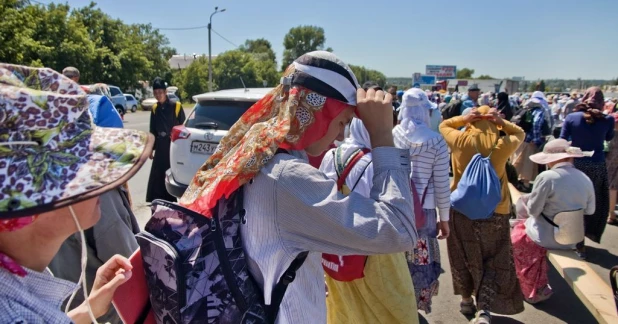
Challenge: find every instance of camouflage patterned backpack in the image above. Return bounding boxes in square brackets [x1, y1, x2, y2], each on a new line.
[136, 187, 307, 323]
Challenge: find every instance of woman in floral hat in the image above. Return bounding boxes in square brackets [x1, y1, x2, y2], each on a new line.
[0, 64, 154, 323]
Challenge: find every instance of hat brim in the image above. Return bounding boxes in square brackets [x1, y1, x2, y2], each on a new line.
[529, 151, 591, 165]
[0, 127, 154, 219]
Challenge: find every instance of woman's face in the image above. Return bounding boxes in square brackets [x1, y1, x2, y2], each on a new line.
[36, 197, 101, 237]
[305, 106, 355, 156]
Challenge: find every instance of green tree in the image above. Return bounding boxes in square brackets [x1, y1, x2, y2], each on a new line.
[476, 75, 493, 80]
[0, 1, 175, 91]
[281, 25, 331, 70]
[212, 50, 278, 90]
[456, 68, 475, 79]
[239, 38, 276, 64]
[539, 80, 546, 92]
[179, 57, 209, 100]
[349, 64, 386, 87]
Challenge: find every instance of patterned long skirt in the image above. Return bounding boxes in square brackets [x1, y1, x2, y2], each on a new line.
[606, 138, 618, 190]
[447, 211, 524, 315]
[511, 223, 549, 300]
[511, 142, 540, 183]
[405, 209, 441, 313]
[574, 160, 610, 243]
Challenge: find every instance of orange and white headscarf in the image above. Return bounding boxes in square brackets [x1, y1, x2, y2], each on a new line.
[180, 51, 360, 216]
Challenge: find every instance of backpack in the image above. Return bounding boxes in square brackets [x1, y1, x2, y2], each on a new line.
[511, 107, 551, 136]
[450, 136, 502, 220]
[321, 146, 427, 281]
[137, 167, 307, 323]
[153, 99, 182, 118]
[441, 99, 463, 120]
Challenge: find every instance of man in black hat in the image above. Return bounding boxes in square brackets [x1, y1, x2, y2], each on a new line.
[468, 83, 481, 106]
[147, 77, 186, 202]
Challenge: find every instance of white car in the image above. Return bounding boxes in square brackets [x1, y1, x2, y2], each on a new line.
[124, 94, 138, 113]
[141, 98, 157, 111]
[165, 88, 273, 198]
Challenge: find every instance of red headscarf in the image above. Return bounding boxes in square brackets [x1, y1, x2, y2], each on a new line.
[180, 54, 359, 216]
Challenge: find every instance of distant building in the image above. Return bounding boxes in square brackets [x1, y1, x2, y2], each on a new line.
[168, 54, 217, 70]
[447, 79, 520, 94]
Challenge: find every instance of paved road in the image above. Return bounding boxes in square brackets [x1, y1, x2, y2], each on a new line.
[123, 110, 602, 324]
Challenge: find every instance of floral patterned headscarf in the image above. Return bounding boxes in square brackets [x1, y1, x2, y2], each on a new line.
[180, 51, 360, 216]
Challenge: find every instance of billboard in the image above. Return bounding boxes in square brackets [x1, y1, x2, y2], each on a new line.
[425, 65, 457, 80]
[413, 73, 436, 85]
[419, 75, 436, 85]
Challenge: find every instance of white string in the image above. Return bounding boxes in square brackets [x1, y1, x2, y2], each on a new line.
[64, 205, 99, 324]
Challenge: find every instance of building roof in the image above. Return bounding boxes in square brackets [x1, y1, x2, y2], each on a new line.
[193, 88, 274, 102]
[168, 54, 217, 69]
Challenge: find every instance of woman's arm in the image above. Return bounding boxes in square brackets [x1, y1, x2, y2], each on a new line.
[276, 147, 417, 256]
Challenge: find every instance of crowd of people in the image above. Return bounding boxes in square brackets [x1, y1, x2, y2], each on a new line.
[0, 53, 616, 324]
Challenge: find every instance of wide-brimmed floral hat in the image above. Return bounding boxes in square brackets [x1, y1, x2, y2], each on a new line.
[0, 64, 154, 219]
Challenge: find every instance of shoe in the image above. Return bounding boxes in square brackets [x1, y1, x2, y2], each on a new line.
[470, 310, 491, 324]
[460, 300, 477, 316]
[608, 218, 618, 226]
[575, 247, 587, 260]
[525, 285, 553, 304]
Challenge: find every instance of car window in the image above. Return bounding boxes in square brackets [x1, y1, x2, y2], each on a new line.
[186, 100, 255, 131]
[125, 95, 133, 100]
[109, 87, 121, 96]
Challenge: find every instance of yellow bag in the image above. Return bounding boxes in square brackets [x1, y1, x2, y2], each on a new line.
[325, 147, 418, 324]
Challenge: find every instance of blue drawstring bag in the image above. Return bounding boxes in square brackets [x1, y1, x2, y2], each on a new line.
[450, 137, 502, 220]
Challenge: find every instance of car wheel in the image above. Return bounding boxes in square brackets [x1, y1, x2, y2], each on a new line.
[115, 105, 125, 115]
[131, 105, 137, 113]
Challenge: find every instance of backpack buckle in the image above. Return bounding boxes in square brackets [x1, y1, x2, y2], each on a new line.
[281, 270, 296, 285]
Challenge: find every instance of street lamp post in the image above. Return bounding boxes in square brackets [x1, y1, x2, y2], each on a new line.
[208, 7, 226, 92]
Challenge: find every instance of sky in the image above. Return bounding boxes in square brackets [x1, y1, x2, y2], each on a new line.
[58, 0, 618, 80]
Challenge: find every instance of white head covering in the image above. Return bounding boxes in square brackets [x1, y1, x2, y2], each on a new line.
[394, 88, 440, 145]
[479, 93, 491, 106]
[338, 118, 371, 161]
[398, 88, 434, 125]
[530, 91, 549, 109]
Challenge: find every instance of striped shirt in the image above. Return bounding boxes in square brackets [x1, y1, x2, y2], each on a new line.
[240, 147, 416, 324]
[393, 133, 451, 221]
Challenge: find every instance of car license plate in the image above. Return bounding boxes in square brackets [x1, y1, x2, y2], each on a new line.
[190, 141, 217, 155]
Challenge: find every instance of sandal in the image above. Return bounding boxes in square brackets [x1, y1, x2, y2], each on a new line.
[608, 218, 618, 226]
[471, 311, 491, 324]
[460, 300, 477, 316]
[525, 285, 553, 304]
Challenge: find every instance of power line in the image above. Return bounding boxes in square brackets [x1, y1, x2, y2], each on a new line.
[211, 28, 239, 48]
[157, 25, 209, 31]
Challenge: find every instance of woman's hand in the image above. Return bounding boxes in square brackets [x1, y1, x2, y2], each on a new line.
[462, 109, 482, 124]
[69, 255, 133, 324]
[437, 221, 450, 239]
[485, 108, 506, 127]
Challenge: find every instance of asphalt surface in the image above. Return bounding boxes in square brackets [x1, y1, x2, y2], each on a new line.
[123, 110, 605, 323]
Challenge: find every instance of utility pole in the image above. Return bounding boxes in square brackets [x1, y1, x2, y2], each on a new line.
[208, 7, 226, 92]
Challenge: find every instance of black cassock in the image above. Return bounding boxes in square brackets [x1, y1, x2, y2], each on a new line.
[146, 98, 186, 202]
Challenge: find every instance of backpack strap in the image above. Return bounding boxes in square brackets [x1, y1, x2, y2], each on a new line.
[152, 100, 182, 118]
[473, 134, 502, 158]
[174, 100, 182, 118]
[336, 148, 371, 191]
[265, 251, 309, 323]
[260, 146, 307, 323]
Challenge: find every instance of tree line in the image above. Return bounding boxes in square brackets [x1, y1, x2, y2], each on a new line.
[175, 26, 386, 100]
[0, 2, 387, 100]
[1, 1, 175, 90]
